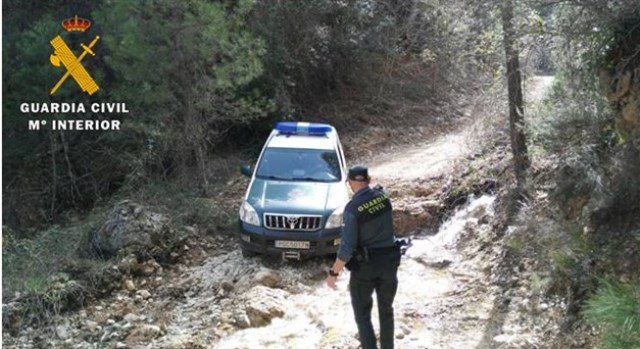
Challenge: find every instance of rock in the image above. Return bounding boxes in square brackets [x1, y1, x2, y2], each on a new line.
[118, 254, 139, 274]
[401, 325, 411, 335]
[123, 313, 140, 323]
[254, 268, 282, 288]
[116, 342, 128, 349]
[234, 311, 251, 329]
[220, 281, 234, 292]
[136, 259, 162, 276]
[243, 286, 288, 327]
[123, 279, 136, 291]
[49, 272, 71, 282]
[427, 259, 452, 269]
[140, 264, 155, 276]
[85, 200, 174, 258]
[421, 200, 441, 208]
[415, 254, 453, 269]
[125, 324, 162, 344]
[494, 334, 528, 344]
[52, 282, 66, 290]
[85, 320, 99, 331]
[137, 289, 152, 299]
[393, 199, 440, 235]
[2, 302, 24, 333]
[219, 311, 234, 325]
[100, 329, 111, 342]
[56, 324, 70, 339]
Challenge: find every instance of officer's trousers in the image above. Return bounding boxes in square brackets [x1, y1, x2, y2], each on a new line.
[349, 250, 400, 349]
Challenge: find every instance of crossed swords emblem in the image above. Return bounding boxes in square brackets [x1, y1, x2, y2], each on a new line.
[49, 35, 100, 95]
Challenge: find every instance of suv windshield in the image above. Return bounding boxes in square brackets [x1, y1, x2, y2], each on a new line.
[256, 148, 341, 182]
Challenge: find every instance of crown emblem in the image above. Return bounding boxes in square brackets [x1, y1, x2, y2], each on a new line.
[62, 15, 91, 32]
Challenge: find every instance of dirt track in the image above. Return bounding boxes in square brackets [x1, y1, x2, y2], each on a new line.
[144, 81, 509, 347]
[3, 77, 555, 349]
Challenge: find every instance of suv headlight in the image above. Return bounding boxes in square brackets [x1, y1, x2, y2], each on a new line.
[325, 205, 344, 229]
[239, 201, 260, 226]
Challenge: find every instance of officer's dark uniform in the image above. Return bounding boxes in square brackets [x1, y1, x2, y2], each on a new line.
[337, 166, 400, 349]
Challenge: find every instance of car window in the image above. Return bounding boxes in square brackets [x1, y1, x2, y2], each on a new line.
[256, 148, 341, 182]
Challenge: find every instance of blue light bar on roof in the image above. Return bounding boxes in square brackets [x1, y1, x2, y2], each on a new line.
[275, 122, 332, 135]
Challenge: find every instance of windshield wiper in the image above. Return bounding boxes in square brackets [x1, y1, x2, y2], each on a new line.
[293, 177, 331, 182]
[259, 175, 292, 181]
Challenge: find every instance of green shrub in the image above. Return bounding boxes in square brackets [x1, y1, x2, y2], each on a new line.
[122, 179, 239, 234]
[2, 212, 106, 300]
[584, 278, 640, 349]
[3, 227, 66, 298]
[527, 74, 615, 155]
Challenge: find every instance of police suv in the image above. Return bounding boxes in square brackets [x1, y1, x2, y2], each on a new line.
[238, 122, 349, 260]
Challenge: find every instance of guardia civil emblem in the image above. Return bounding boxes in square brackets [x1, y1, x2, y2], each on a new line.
[49, 15, 100, 96]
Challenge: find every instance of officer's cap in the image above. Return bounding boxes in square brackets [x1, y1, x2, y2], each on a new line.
[348, 165, 370, 181]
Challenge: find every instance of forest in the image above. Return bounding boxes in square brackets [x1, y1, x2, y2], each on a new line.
[3, 0, 640, 348]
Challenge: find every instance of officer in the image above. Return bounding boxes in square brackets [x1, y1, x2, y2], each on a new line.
[326, 165, 400, 349]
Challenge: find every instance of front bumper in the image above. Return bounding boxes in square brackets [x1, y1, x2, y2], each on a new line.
[238, 220, 341, 257]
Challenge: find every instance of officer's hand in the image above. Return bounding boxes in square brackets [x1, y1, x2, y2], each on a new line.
[326, 275, 338, 290]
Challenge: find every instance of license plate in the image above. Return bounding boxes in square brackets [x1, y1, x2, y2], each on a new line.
[274, 240, 310, 249]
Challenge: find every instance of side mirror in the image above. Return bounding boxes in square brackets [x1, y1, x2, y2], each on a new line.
[240, 164, 252, 177]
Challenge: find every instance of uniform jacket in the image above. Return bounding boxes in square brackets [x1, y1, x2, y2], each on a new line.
[337, 186, 395, 262]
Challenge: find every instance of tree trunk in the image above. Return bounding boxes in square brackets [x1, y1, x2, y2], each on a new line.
[501, 0, 530, 194]
[60, 130, 81, 202]
[49, 129, 58, 216]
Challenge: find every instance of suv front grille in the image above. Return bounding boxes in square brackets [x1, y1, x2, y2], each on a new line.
[264, 213, 322, 231]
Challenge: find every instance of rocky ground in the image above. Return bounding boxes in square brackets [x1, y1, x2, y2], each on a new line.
[3, 77, 574, 349]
